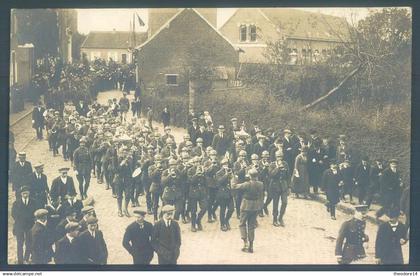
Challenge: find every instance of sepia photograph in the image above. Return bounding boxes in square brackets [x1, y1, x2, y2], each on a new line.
[8, 6, 411, 266]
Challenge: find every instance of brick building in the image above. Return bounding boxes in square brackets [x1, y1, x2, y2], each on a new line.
[219, 8, 349, 64]
[136, 8, 239, 93]
[80, 31, 147, 63]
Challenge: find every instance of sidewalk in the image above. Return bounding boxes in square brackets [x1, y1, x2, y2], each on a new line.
[9, 100, 35, 126]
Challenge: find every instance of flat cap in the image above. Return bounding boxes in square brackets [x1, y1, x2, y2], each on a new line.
[389, 159, 398, 164]
[34, 209, 48, 218]
[18, 152, 26, 156]
[161, 205, 175, 214]
[86, 216, 98, 225]
[58, 167, 70, 172]
[354, 204, 368, 213]
[218, 125, 225, 130]
[34, 162, 44, 169]
[81, 206, 95, 214]
[20, 186, 30, 193]
[133, 207, 147, 216]
[231, 118, 238, 122]
[65, 222, 80, 233]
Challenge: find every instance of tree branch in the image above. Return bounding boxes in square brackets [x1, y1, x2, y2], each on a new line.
[301, 63, 366, 111]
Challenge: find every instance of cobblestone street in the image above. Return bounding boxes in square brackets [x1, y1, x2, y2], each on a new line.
[7, 91, 409, 265]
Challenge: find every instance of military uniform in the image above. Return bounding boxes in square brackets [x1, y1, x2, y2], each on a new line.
[148, 163, 164, 221]
[266, 160, 290, 226]
[203, 159, 220, 222]
[161, 167, 184, 219]
[335, 218, 369, 264]
[73, 143, 92, 198]
[187, 165, 208, 231]
[214, 168, 234, 231]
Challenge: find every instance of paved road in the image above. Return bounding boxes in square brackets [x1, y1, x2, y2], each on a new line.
[7, 90, 409, 265]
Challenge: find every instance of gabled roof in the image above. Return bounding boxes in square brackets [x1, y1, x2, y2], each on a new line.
[81, 31, 148, 49]
[136, 8, 237, 51]
[220, 8, 349, 41]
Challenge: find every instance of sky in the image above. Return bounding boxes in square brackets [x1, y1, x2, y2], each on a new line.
[76, 7, 395, 34]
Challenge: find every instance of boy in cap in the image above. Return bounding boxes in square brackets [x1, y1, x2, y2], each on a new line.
[11, 186, 37, 264]
[30, 209, 51, 264]
[375, 208, 408, 264]
[78, 217, 108, 264]
[54, 222, 82, 264]
[151, 205, 181, 264]
[123, 207, 154, 264]
[335, 205, 369, 264]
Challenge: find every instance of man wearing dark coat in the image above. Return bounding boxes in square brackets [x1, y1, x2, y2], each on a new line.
[211, 125, 232, 159]
[335, 205, 369, 264]
[377, 159, 403, 219]
[32, 101, 45, 140]
[11, 186, 37, 264]
[50, 167, 76, 203]
[11, 152, 33, 197]
[151, 205, 181, 264]
[161, 107, 171, 128]
[354, 156, 371, 204]
[54, 222, 82, 264]
[78, 217, 108, 265]
[30, 163, 49, 209]
[282, 129, 297, 175]
[231, 168, 264, 253]
[73, 137, 92, 199]
[366, 159, 384, 208]
[375, 208, 408, 264]
[322, 163, 343, 220]
[76, 100, 89, 117]
[123, 208, 154, 264]
[56, 210, 78, 240]
[29, 209, 51, 264]
[187, 118, 200, 146]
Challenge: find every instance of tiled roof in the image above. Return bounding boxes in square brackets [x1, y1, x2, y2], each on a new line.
[81, 31, 148, 49]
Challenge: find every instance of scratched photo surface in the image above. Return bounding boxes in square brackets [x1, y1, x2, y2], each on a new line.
[8, 7, 411, 265]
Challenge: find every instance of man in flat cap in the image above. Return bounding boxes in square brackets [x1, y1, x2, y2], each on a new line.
[151, 205, 181, 264]
[50, 167, 76, 203]
[11, 186, 37, 264]
[377, 159, 403, 219]
[231, 168, 264, 253]
[30, 209, 52, 264]
[123, 207, 154, 264]
[335, 205, 369, 264]
[30, 162, 49, 209]
[56, 209, 78, 240]
[73, 137, 92, 199]
[11, 152, 33, 198]
[54, 222, 82, 264]
[375, 208, 408, 264]
[212, 125, 232, 160]
[79, 206, 96, 232]
[78, 217, 108, 264]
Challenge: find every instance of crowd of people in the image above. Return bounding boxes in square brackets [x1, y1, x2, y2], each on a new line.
[9, 63, 410, 266]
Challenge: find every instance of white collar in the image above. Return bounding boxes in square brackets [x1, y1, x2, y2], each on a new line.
[66, 234, 74, 243]
[163, 218, 171, 226]
[37, 220, 47, 227]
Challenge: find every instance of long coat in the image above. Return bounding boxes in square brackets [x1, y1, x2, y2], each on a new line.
[32, 107, 45, 128]
[291, 154, 310, 194]
[11, 197, 37, 235]
[54, 235, 83, 264]
[380, 168, 402, 208]
[11, 161, 33, 192]
[151, 220, 181, 264]
[73, 146, 92, 176]
[212, 134, 232, 157]
[375, 222, 407, 264]
[335, 218, 369, 264]
[50, 176, 76, 202]
[30, 221, 51, 264]
[30, 172, 49, 209]
[322, 169, 342, 205]
[123, 221, 154, 264]
[78, 229, 108, 264]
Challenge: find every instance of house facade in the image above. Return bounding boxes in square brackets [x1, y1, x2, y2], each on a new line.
[136, 8, 239, 93]
[80, 31, 147, 63]
[219, 8, 349, 64]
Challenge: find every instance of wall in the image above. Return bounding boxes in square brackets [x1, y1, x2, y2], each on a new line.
[81, 48, 132, 63]
[137, 9, 239, 94]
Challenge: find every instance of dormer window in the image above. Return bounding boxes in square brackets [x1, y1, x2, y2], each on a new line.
[239, 25, 247, 42]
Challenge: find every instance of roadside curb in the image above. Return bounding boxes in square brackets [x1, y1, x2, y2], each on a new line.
[10, 107, 33, 127]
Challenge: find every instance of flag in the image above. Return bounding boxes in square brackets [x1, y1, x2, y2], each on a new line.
[136, 13, 145, 27]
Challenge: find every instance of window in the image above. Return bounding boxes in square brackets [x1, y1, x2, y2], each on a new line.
[165, 74, 178, 86]
[249, 25, 257, 42]
[302, 49, 307, 64]
[239, 25, 247, 42]
[122, 54, 127, 64]
[289, 49, 298, 65]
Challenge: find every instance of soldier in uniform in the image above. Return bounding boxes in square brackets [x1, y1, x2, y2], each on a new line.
[11, 152, 33, 197]
[148, 154, 164, 222]
[115, 147, 134, 217]
[232, 150, 248, 219]
[11, 186, 37, 264]
[375, 208, 408, 264]
[231, 168, 264, 253]
[203, 150, 220, 223]
[30, 162, 49, 209]
[73, 137, 92, 199]
[335, 205, 370, 264]
[259, 151, 271, 217]
[214, 158, 235, 231]
[141, 145, 156, 214]
[78, 217, 108, 264]
[161, 158, 184, 219]
[187, 157, 208, 232]
[123, 207, 154, 264]
[50, 167, 76, 203]
[29, 209, 51, 264]
[265, 151, 290, 227]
